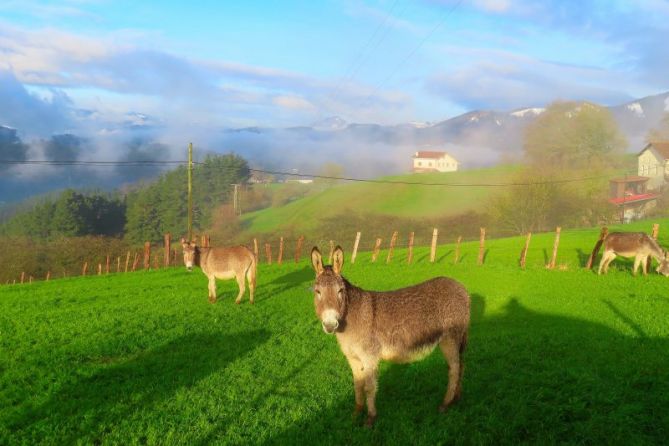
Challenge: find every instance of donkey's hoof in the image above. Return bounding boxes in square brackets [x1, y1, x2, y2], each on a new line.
[364, 415, 376, 428]
[438, 404, 448, 413]
[208, 297, 216, 304]
[352, 404, 364, 421]
[235, 299, 241, 305]
[250, 300, 255, 305]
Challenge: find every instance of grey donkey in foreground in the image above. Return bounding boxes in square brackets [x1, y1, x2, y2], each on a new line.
[181, 238, 257, 304]
[311, 245, 470, 427]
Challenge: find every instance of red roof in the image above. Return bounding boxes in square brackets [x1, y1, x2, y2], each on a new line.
[639, 141, 669, 159]
[413, 151, 448, 159]
[609, 193, 659, 205]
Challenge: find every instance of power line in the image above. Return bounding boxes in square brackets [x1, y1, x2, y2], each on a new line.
[363, 0, 465, 106]
[0, 159, 635, 187]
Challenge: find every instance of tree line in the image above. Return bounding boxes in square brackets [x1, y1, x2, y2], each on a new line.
[0, 154, 250, 244]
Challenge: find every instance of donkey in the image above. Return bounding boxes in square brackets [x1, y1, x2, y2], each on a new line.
[589, 232, 669, 276]
[311, 246, 470, 427]
[181, 238, 257, 304]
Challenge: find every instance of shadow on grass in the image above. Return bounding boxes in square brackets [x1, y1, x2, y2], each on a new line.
[262, 295, 669, 445]
[8, 330, 270, 444]
[255, 266, 314, 302]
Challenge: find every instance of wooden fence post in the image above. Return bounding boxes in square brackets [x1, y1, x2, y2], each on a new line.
[652, 223, 659, 240]
[430, 228, 439, 263]
[454, 236, 462, 264]
[386, 231, 398, 264]
[253, 238, 259, 261]
[407, 232, 415, 264]
[29, 276, 33, 284]
[125, 251, 130, 273]
[46, 271, 51, 281]
[153, 255, 159, 270]
[586, 227, 608, 269]
[351, 232, 361, 264]
[132, 253, 140, 272]
[82, 262, 88, 276]
[105, 255, 110, 274]
[371, 238, 382, 263]
[295, 236, 304, 263]
[143, 242, 151, 270]
[98, 263, 102, 275]
[328, 240, 335, 263]
[172, 248, 178, 265]
[265, 243, 272, 265]
[164, 233, 171, 267]
[278, 237, 284, 265]
[477, 228, 486, 265]
[520, 233, 532, 269]
[548, 227, 561, 269]
[116, 256, 121, 273]
[20, 271, 25, 283]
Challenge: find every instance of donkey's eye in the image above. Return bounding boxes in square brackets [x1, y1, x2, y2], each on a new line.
[315, 289, 321, 298]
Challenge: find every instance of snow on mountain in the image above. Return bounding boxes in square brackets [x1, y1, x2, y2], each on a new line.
[626, 102, 644, 117]
[510, 108, 545, 118]
[312, 116, 347, 130]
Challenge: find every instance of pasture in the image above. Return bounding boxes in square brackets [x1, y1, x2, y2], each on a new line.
[241, 165, 520, 234]
[2, 222, 669, 445]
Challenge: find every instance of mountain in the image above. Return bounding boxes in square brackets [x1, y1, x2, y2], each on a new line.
[218, 92, 668, 175]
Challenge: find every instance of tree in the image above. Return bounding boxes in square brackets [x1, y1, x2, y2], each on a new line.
[315, 162, 344, 187]
[524, 101, 627, 171]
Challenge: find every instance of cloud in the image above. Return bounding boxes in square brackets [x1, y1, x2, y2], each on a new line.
[0, 70, 75, 135]
[0, 22, 412, 128]
[427, 48, 634, 110]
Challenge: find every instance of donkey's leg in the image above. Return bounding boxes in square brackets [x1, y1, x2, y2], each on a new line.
[643, 255, 649, 276]
[439, 336, 462, 412]
[345, 354, 365, 418]
[633, 255, 642, 276]
[246, 262, 256, 304]
[234, 272, 246, 304]
[600, 251, 615, 274]
[597, 252, 609, 275]
[208, 276, 217, 303]
[362, 361, 379, 427]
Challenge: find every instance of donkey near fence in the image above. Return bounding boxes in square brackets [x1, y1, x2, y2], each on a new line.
[181, 238, 257, 304]
[589, 231, 669, 276]
[310, 246, 470, 427]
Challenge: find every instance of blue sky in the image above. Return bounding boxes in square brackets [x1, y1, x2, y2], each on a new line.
[1, 0, 668, 132]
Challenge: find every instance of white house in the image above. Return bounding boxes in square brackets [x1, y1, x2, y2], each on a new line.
[412, 151, 458, 173]
[638, 141, 669, 190]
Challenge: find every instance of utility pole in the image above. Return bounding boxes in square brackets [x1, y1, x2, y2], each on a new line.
[232, 183, 241, 215]
[187, 142, 193, 241]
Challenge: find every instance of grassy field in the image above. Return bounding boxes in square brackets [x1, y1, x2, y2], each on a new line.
[2, 219, 669, 444]
[241, 165, 519, 235]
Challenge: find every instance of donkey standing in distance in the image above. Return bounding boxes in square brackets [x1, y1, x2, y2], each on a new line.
[311, 246, 470, 427]
[181, 238, 257, 304]
[589, 231, 669, 276]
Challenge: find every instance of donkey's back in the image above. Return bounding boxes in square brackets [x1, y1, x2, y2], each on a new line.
[604, 232, 655, 256]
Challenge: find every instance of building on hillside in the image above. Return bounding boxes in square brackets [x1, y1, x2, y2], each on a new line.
[637, 141, 669, 190]
[608, 176, 659, 223]
[412, 151, 458, 173]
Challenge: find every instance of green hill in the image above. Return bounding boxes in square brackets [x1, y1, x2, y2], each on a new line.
[241, 165, 520, 235]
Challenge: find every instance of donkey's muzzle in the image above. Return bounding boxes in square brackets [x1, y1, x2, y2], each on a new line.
[322, 320, 339, 334]
[186, 266, 193, 272]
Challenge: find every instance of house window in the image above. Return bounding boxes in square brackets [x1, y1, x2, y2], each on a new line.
[417, 161, 422, 166]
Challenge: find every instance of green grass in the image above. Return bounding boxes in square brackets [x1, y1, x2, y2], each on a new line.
[242, 165, 519, 234]
[2, 220, 669, 444]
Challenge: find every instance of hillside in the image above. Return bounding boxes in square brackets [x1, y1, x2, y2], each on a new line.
[2, 220, 669, 444]
[241, 165, 520, 236]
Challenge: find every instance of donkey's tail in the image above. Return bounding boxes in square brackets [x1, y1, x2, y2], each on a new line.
[247, 248, 257, 289]
[586, 227, 608, 269]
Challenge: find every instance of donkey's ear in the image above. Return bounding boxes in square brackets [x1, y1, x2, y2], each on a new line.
[311, 247, 324, 275]
[332, 245, 344, 275]
[180, 237, 188, 248]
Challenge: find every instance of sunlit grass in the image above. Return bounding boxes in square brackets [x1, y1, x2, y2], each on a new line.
[2, 221, 669, 444]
